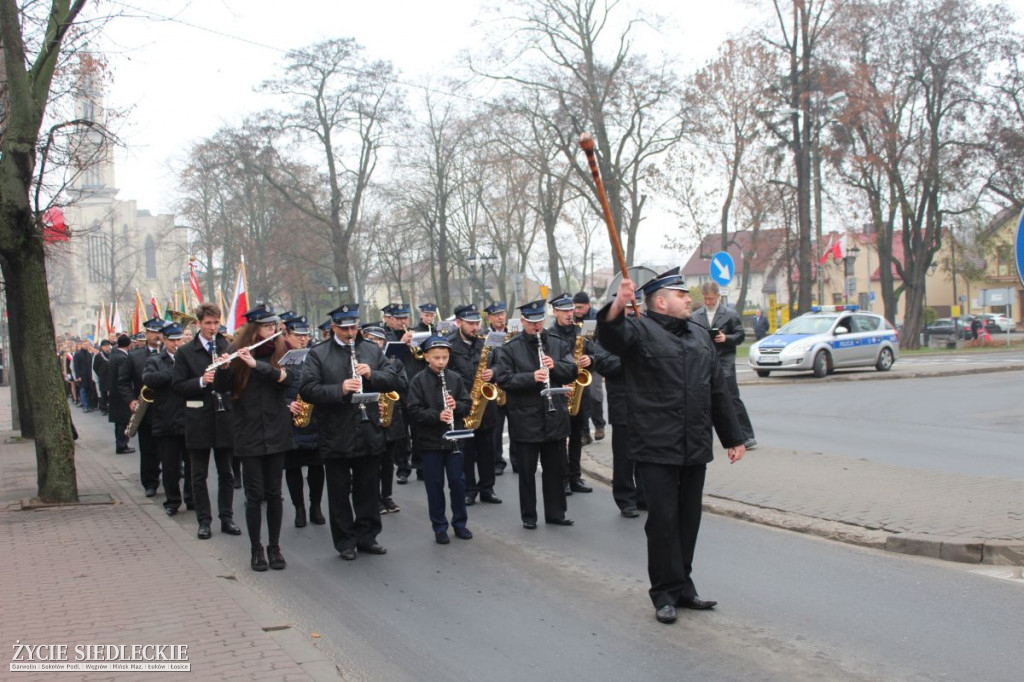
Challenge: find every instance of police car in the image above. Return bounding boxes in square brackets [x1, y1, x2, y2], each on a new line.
[748, 306, 899, 378]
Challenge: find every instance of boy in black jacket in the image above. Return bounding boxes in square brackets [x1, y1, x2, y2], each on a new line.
[406, 336, 472, 544]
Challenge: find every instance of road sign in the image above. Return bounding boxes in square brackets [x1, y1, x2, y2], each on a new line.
[710, 251, 734, 287]
[1016, 207, 1024, 288]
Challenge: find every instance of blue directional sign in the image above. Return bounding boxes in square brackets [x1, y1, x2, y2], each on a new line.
[1016, 207, 1024, 288]
[710, 251, 735, 287]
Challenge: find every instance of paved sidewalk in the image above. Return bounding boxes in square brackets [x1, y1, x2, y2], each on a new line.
[0, 390, 341, 680]
[582, 433, 1024, 566]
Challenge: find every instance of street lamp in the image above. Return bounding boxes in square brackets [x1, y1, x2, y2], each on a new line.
[843, 244, 861, 305]
[466, 252, 497, 306]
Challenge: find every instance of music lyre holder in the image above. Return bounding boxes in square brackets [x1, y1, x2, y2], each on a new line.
[351, 392, 380, 404]
[443, 429, 476, 441]
[540, 387, 572, 397]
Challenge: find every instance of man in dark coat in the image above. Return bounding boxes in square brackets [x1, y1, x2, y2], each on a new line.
[360, 324, 408, 515]
[72, 340, 96, 411]
[692, 282, 756, 449]
[143, 323, 191, 516]
[93, 340, 111, 415]
[129, 318, 165, 496]
[173, 303, 241, 540]
[299, 303, 403, 560]
[446, 303, 501, 506]
[753, 308, 770, 340]
[598, 269, 745, 625]
[572, 292, 605, 443]
[483, 302, 513, 474]
[106, 335, 135, 454]
[385, 303, 424, 480]
[493, 300, 577, 529]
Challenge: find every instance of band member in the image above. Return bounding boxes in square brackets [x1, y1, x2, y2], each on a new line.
[93, 339, 111, 416]
[406, 336, 473, 543]
[129, 317, 166, 497]
[546, 293, 594, 495]
[107, 334, 135, 454]
[215, 304, 292, 572]
[143, 323, 192, 516]
[317, 319, 332, 344]
[282, 316, 325, 527]
[173, 302, 241, 540]
[413, 303, 438, 333]
[361, 324, 407, 514]
[493, 300, 576, 529]
[484, 301, 513, 474]
[387, 303, 425, 480]
[446, 304, 502, 506]
[693, 281, 756, 450]
[299, 303, 402, 560]
[597, 269, 745, 624]
[573, 291, 605, 442]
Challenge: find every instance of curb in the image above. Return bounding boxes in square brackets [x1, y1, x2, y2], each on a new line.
[736, 363, 1024, 387]
[579, 452, 1024, 567]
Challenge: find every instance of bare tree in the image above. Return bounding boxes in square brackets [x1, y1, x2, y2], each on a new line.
[984, 51, 1024, 210]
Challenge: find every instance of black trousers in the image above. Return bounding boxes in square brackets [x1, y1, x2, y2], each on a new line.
[188, 447, 235, 525]
[611, 425, 644, 511]
[636, 462, 707, 608]
[114, 422, 129, 451]
[157, 434, 189, 511]
[493, 405, 507, 469]
[393, 411, 412, 478]
[324, 456, 382, 552]
[515, 440, 567, 524]
[285, 463, 324, 508]
[463, 426, 496, 496]
[589, 382, 606, 429]
[381, 439, 404, 498]
[565, 413, 589, 481]
[241, 453, 286, 548]
[137, 422, 160, 492]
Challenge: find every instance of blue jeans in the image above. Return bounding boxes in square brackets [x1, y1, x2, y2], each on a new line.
[421, 449, 467, 534]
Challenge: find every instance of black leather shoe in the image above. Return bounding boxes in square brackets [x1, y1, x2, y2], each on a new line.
[267, 545, 286, 570]
[115, 447, 136, 454]
[620, 507, 640, 518]
[495, 465, 505, 476]
[415, 470, 424, 480]
[656, 605, 677, 624]
[309, 505, 326, 524]
[396, 473, 409, 485]
[357, 542, 387, 555]
[251, 546, 268, 572]
[453, 527, 473, 540]
[435, 531, 450, 545]
[479, 492, 502, 504]
[677, 596, 717, 610]
[339, 548, 357, 561]
[197, 523, 211, 540]
[522, 520, 537, 530]
[563, 482, 573, 496]
[164, 506, 178, 517]
[221, 520, 242, 536]
[570, 479, 593, 493]
[545, 517, 574, 526]
[144, 487, 157, 498]
[294, 506, 307, 528]
[464, 494, 476, 506]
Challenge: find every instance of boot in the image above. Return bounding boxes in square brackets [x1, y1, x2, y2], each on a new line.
[251, 545, 268, 572]
[267, 545, 286, 570]
[309, 504, 326, 525]
[294, 505, 307, 528]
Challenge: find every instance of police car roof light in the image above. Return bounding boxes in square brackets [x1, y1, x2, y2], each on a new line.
[810, 305, 859, 313]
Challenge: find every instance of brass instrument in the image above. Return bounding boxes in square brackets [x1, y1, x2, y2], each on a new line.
[463, 342, 498, 430]
[403, 325, 426, 360]
[378, 391, 400, 427]
[566, 329, 593, 417]
[293, 396, 314, 428]
[125, 386, 154, 438]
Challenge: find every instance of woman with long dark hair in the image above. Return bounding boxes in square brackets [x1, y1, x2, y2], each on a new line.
[215, 305, 292, 571]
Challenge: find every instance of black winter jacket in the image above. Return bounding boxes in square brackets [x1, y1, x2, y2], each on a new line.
[215, 352, 293, 457]
[406, 368, 471, 450]
[172, 334, 236, 450]
[283, 359, 318, 451]
[298, 336, 402, 459]
[493, 331, 576, 443]
[143, 350, 185, 437]
[692, 305, 745, 375]
[445, 332, 497, 430]
[597, 305, 743, 465]
[129, 345, 160, 428]
[106, 349, 134, 424]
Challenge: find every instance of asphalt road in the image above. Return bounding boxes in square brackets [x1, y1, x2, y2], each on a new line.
[740, 371, 1024, 477]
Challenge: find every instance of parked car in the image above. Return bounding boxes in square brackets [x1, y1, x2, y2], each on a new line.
[976, 313, 1016, 333]
[925, 318, 972, 340]
[748, 306, 899, 378]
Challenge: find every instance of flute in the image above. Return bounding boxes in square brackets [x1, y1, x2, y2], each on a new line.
[350, 340, 369, 422]
[205, 331, 283, 372]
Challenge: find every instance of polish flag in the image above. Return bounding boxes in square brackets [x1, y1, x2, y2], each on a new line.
[819, 235, 845, 263]
[225, 258, 248, 334]
[110, 303, 124, 334]
[189, 257, 203, 303]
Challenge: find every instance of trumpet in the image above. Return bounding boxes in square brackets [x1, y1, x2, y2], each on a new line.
[403, 325, 425, 360]
[205, 331, 282, 372]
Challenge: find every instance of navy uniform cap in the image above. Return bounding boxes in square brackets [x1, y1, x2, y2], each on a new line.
[638, 267, 688, 297]
[143, 317, 166, 332]
[549, 293, 574, 311]
[328, 303, 360, 327]
[484, 301, 506, 315]
[380, 304, 394, 316]
[419, 335, 452, 352]
[218, 325, 228, 334]
[284, 315, 311, 334]
[453, 304, 481, 322]
[518, 299, 547, 322]
[133, 331, 146, 341]
[278, 310, 300, 324]
[418, 303, 438, 313]
[160, 322, 184, 340]
[391, 303, 410, 318]
[243, 303, 281, 324]
[317, 319, 332, 333]
[362, 325, 387, 340]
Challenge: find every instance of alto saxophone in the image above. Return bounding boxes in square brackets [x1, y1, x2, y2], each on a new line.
[463, 342, 498, 430]
[566, 328, 593, 417]
[293, 396, 314, 428]
[378, 391, 400, 427]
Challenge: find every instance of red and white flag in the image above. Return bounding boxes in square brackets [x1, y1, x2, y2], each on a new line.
[150, 293, 161, 319]
[225, 258, 248, 334]
[110, 302, 124, 334]
[819, 235, 846, 264]
[189, 258, 203, 304]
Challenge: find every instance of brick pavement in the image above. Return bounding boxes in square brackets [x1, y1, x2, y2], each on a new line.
[0, 388, 340, 680]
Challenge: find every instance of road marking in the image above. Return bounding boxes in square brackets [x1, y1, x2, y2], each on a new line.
[969, 567, 1024, 584]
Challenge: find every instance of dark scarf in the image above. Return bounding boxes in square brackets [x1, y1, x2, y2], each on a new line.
[646, 310, 690, 337]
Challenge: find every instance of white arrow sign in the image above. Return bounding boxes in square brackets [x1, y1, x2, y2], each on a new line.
[714, 259, 731, 281]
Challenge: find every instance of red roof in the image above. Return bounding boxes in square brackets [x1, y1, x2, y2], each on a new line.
[681, 229, 788, 278]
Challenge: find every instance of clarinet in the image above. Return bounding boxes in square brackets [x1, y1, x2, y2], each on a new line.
[439, 368, 460, 453]
[538, 333, 556, 413]
[349, 340, 369, 423]
[209, 339, 226, 412]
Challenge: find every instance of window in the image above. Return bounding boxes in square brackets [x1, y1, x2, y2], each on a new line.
[87, 233, 109, 283]
[853, 315, 880, 333]
[145, 235, 157, 279]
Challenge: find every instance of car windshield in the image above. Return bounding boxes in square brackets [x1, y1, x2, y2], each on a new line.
[778, 315, 838, 335]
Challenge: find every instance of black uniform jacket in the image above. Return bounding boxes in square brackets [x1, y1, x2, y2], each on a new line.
[380, 355, 409, 443]
[93, 351, 110, 397]
[590, 340, 626, 426]
[406, 368, 471, 450]
[298, 336, 402, 459]
[386, 327, 426, 385]
[215, 356, 293, 457]
[445, 332, 497, 430]
[143, 350, 185, 437]
[692, 305, 745, 372]
[493, 331, 576, 443]
[172, 334, 236, 450]
[106, 349, 134, 424]
[129, 345, 160, 428]
[284, 359, 317, 451]
[596, 305, 744, 466]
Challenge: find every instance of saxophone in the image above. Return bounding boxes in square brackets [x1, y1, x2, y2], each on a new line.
[293, 396, 314, 428]
[566, 327, 593, 417]
[378, 391, 400, 427]
[463, 342, 498, 430]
